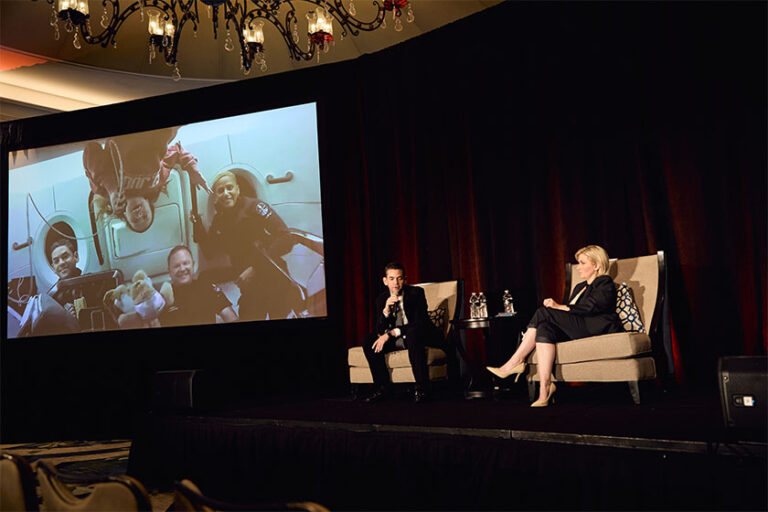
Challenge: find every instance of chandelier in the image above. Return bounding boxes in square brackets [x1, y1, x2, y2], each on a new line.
[45, 0, 414, 80]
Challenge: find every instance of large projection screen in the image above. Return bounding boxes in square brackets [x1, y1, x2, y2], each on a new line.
[7, 103, 326, 338]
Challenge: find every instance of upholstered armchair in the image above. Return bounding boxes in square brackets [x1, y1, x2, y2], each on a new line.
[524, 251, 665, 404]
[347, 279, 464, 394]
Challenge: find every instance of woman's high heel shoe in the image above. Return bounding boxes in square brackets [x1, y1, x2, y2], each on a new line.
[486, 363, 526, 383]
[531, 382, 556, 407]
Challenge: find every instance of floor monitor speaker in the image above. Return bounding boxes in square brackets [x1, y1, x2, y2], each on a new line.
[154, 369, 204, 411]
[718, 356, 767, 433]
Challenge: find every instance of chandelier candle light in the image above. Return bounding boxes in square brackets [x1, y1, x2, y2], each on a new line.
[44, 0, 415, 80]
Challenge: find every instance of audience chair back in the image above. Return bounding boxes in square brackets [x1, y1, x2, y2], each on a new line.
[0, 452, 39, 512]
[35, 459, 152, 512]
[174, 479, 331, 512]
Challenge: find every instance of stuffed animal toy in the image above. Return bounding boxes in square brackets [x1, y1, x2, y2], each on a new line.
[103, 270, 173, 329]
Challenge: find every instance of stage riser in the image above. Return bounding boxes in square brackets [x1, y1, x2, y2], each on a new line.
[129, 417, 767, 511]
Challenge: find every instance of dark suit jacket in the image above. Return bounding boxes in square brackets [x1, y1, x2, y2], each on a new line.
[374, 285, 434, 340]
[568, 274, 623, 335]
[203, 196, 291, 273]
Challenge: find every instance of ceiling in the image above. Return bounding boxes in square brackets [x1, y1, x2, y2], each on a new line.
[0, 0, 501, 121]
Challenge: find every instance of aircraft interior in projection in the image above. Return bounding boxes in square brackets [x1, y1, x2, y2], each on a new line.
[7, 103, 326, 338]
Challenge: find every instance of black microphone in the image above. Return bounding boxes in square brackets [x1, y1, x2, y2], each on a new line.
[390, 291, 401, 317]
[390, 298, 399, 317]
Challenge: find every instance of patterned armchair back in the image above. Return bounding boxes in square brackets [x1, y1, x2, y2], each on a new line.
[415, 280, 461, 339]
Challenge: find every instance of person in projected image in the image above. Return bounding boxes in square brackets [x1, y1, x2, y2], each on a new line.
[84, 126, 210, 232]
[192, 170, 302, 321]
[14, 238, 82, 337]
[361, 262, 442, 404]
[48, 239, 83, 317]
[486, 245, 623, 407]
[91, 192, 155, 233]
[158, 245, 238, 327]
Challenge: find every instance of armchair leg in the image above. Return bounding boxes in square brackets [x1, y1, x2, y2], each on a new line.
[527, 380, 537, 402]
[627, 381, 641, 405]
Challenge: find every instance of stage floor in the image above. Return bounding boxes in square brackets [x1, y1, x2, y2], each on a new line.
[206, 383, 762, 447]
[128, 383, 767, 510]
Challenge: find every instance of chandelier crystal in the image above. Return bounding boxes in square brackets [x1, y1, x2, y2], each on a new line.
[45, 0, 415, 80]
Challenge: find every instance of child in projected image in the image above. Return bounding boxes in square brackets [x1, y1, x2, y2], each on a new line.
[84, 126, 210, 232]
[193, 170, 303, 321]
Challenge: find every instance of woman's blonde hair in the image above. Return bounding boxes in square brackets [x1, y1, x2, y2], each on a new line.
[211, 170, 238, 190]
[575, 245, 610, 276]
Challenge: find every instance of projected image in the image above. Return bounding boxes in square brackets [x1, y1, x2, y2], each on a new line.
[7, 103, 326, 338]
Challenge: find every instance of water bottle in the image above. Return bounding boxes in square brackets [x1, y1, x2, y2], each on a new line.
[478, 292, 488, 318]
[469, 292, 478, 319]
[502, 289, 516, 315]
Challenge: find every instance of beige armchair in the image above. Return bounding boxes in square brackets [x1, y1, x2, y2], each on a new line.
[525, 251, 665, 404]
[347, 279, 464, 393]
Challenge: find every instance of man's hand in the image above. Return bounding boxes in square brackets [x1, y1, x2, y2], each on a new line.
[383, 294, 400, 316]
[372, 333, 389, 353]
[236, 266, 256, 287]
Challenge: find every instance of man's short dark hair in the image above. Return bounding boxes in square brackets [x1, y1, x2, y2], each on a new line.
[383, 262, 405, 275]
[167, 245, 193, 267]
[49, 239, 76, 262]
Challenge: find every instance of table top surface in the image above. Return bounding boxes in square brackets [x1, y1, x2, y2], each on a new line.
[451, 314, 519, 328]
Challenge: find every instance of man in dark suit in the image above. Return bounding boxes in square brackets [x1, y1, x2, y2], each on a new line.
[362, 262, 440, 403]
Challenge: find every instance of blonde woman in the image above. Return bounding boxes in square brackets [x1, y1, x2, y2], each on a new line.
[487, 245, 622, 407]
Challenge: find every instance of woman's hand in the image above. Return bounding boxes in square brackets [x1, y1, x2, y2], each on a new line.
[191, 173, 212, 194]
[543, 298, 569, 311]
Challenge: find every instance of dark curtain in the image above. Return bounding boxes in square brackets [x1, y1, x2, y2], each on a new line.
[326, 1, 766, 386]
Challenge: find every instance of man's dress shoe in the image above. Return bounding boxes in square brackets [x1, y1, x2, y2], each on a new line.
[363, 388, 389, 403]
